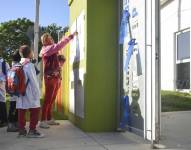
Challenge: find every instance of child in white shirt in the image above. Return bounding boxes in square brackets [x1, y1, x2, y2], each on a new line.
[0, 47, 10, 127]
[7, 50, 21, 132]
[17, 45, 43, 138]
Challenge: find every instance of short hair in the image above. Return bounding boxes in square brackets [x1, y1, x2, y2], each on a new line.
[12, 50, 21, 62]
[19, 45, 31, 58]
[41, 33, 52, 46]
[58, 55, 66, 63]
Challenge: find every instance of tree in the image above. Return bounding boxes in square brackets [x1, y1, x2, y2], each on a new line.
[0, 18, 34, 62]
[0, 18, 69, 62]
[38, 24, 69, 61]
[40, 23, 69, 43]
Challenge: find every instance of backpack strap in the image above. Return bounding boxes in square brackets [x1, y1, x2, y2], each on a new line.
[26, 78, 30, 87]
[20, 60, 30, 96]
[21, 78, 30, 96]
[21, 60, 31, 87]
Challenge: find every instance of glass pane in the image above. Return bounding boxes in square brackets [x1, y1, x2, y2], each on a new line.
[177, 31, 190, 60]
[176, 62, 190, 89]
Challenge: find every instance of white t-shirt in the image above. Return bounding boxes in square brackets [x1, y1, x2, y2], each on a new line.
[16, 58, 41, 109]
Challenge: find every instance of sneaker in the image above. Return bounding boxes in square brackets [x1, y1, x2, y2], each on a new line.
[27, 129, 44, 138]
[18, 129, 27, 138]
[39, 121, 50, 129]
[47, 119, 60, 126]
[7, 123, 19, 132]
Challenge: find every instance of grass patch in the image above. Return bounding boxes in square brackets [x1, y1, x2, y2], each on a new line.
[161, 90, 191, 112]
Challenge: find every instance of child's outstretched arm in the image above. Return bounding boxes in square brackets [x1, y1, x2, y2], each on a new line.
[42, 32, 77, 57]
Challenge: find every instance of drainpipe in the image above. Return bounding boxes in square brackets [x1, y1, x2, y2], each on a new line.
[117, 0, 122, 130]
[34, 0, 40, 62]
[178, 0, 182, 31]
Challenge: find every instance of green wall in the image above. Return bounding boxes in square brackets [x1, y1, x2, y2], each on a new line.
[69, 0, 118, 132]
[68, 0, 87, 130]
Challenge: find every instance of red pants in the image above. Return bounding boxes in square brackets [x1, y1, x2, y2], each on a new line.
[18, 108, 40, 130]
[41, 77, 61, 121]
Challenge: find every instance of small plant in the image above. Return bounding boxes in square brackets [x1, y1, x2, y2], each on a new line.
[161, 90, 191, 112]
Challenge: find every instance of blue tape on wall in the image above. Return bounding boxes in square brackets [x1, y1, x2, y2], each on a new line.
[120, 96, 131, 129]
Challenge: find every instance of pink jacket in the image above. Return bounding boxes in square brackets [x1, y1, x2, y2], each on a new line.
[40, 34, 74, 77]
[40, 33, 74, 57]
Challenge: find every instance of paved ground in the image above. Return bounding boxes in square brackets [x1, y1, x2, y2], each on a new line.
[161, 111, 191, 149]
[0, 120, 151, 150]
[1, 113, 190, 150]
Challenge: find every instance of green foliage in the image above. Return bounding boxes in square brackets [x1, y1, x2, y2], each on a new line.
[40, 23, 69, 43]
[0, 18, 33, 62]
[161, 90, 191, 112]
[0, 18, 69, 63]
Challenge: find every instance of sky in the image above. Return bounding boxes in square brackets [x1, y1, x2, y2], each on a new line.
[0, 0, 69, 27]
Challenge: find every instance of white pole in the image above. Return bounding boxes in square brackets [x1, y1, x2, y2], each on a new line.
[58, 31, 60, 42]
[34, 0, 40, 62]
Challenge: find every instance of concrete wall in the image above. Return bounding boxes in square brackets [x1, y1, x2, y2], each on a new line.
[68, 0, 87, 130]
[55, 38, 70, 117]
[85, 0, 118, 132]
[161, 0, 191, 90]
[68, 0, 118, 132]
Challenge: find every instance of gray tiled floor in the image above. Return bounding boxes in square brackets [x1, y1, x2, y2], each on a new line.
[161, 111, 191, 150]
[0, 121, 150, 150]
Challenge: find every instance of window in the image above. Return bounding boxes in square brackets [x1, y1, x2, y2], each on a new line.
[176, 29, 190, 89]
[177, 31, 190, 60]
[176, 63, 190, 89]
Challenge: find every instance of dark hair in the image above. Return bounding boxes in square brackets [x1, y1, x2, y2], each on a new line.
[12, 50, 21, 62]
[58, 55, 66, 63]
[19, 45, 31, 58]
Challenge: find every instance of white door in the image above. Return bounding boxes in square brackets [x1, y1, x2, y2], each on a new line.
[119, 0, 160, 142]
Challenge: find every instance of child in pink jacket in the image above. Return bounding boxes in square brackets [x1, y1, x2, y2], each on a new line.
[40, 32, 77, 128]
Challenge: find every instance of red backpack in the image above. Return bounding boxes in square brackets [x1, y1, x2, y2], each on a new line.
[6, 62, 29, 96]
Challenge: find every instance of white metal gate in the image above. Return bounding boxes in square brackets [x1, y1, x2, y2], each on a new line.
[118, 0, 160, 142]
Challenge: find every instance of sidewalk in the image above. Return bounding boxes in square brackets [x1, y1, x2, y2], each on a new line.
[161, 111, 191, 149]
[0, 120, 151, 150]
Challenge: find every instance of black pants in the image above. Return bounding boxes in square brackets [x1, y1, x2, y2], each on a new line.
[8, 101, 18, 123]
[0, 102, 7, 123]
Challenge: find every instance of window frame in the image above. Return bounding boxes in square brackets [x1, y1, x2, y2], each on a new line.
[175, 28, 191, 91]
[176, 28, 190, 64]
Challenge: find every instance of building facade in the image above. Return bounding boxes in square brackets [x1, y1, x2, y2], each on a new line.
[53, 0, 160, 141]
[67, 0, 118, 132]
[161, 0, 191, 91]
